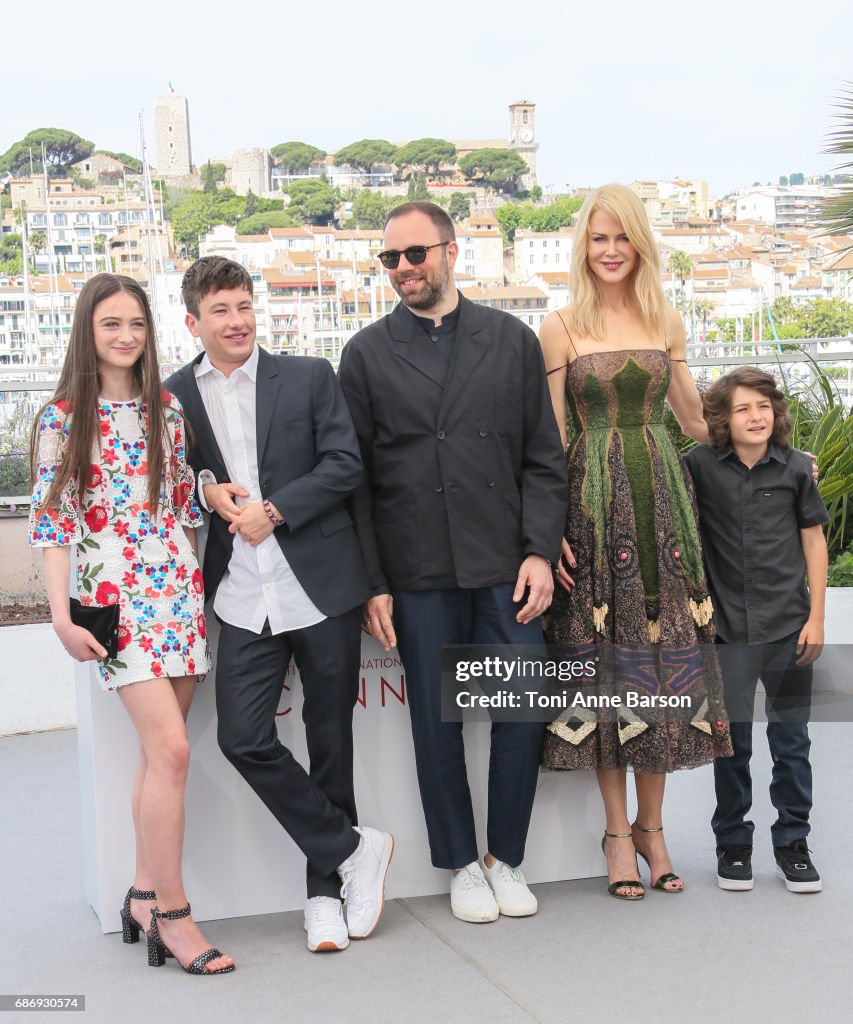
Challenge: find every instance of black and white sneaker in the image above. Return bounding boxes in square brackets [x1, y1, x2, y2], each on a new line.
[774, 839, 822, 893]
[716, 844, 754, 891]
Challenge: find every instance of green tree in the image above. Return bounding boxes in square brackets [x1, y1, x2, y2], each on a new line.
[169, 189, 247, 257]
[494, 203, 524, 241]
[789, 172, 805, 185]
[779, 175, 789, 186]
[493, 197, 582, 241]
[529, 185, 543, 201]
[270, 142, 326, 173]
[668, 251, 693, 309]
[29, 233, 46, 258]
[526, 197, 583, 231]
[458, 148, 529, 192]
[793, 297, 853, 337]
[285, 178, 337, 224]
[693, 297, 716, 333]
[236, 210, 302, 234]
[770, 296, 797, 326]
[406, 173, 429, 200]
[394, 138, 456, 179]
[334, 139, 395, 170]
[0, 232, 23, 275]
[350, 190, 394, 230]
[448, 192, 473, 222]
[0, 128, 94, 177]
[243, 188, 258, 218]
[201, 160, 226, 193]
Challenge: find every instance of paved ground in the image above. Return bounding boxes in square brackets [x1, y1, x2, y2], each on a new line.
[3, 724, 848, 1024]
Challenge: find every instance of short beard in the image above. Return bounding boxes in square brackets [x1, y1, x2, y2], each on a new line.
[397, 253, 451, 311]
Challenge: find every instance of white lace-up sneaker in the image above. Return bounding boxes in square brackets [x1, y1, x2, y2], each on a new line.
[482, 859, 538, 917]
[450, 862, 500, 923]
[337, 826, 395, 939]
[304, 896, 349, 952]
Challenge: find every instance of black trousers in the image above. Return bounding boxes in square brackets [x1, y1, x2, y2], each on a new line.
[215, 608, 362, 898]
[393, 585, 545, 870]
[712, 632, 813, 848]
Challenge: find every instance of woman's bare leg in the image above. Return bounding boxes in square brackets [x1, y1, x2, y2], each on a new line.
[119, 675, 234, 970]
[633, 771, 683, 891]
[597, 767, 643, 897]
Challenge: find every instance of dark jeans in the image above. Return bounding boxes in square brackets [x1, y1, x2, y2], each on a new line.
[712, 631, 813, 848]
[216, 609, 362, 898]
[393, 584, 546, 870]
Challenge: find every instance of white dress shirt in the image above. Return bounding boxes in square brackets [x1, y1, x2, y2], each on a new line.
[194, 345, 325, 634]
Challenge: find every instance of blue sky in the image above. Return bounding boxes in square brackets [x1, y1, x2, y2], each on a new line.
[3, 0, 851, 196]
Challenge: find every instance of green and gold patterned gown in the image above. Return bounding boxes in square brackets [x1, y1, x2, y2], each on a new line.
[543, 348, 732, 772]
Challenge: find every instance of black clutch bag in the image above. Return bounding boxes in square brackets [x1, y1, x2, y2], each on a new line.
[69, 598, 120, 660]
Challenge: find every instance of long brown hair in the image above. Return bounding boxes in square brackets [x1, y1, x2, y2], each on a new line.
[702, 366, 791, 452]
[29, 273, 172, 514]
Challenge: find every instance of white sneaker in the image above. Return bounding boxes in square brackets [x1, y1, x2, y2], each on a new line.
[304, 896, 349, 952]
[450, 862, 499, 923]
[482, 859, 538, 917]
[337, 825, 394, 939]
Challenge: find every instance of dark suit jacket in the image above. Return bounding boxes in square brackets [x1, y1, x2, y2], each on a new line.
[166, 347, 370, 618]
[338, 294, 567, 593]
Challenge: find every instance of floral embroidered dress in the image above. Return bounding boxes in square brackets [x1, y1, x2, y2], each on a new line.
[543, 349, 732, 772]
[29, 394, 211, 691]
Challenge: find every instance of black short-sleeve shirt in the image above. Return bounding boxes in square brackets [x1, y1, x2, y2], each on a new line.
[683, 442, 828, 644]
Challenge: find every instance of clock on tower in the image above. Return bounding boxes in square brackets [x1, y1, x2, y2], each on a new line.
[508, 100, 538, 191]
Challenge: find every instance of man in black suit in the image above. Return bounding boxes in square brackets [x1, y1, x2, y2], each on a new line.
[166, 257, 393, 953]
[338, 203, 566, 923]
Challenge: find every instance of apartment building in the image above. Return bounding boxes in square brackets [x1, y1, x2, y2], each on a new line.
[8, 175, 159, 275]
[461, 285, 549, 331]
[734, 186, 834, 232]
[512, 228, 574, 283]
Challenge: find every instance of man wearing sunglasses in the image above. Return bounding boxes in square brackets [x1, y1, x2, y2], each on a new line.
[338, 201, 566, 924]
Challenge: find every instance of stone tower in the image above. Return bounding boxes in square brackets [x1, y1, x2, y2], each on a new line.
[508, 100, 538, 192]
[231, 148, 273, 196]
[154, 94, 193, 177]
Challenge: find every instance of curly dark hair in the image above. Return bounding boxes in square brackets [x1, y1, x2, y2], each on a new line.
[702, 366, 791, 453]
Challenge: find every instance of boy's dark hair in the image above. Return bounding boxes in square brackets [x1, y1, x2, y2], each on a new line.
[384, 201, 456, 242]
[702, 366, 791, 452]
[181, 256, 254, 317]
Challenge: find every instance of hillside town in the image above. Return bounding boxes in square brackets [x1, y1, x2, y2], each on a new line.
[1, 94, 852, 372]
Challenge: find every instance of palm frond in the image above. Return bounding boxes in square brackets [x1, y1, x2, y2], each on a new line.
[821, 81, 853, 241]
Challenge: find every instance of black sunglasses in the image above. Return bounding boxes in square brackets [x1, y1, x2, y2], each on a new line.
[377, 241, 449, 270]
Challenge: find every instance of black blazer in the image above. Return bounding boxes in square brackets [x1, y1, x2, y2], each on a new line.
[166, 348, 370, 618]
[338, 294, 567, 593]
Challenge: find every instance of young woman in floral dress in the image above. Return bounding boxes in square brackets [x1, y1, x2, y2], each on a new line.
[28, 273, 233, 975]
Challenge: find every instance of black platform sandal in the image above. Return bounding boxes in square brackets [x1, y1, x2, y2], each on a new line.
[147, 903, 235, 975]
[120, 886, 173, 955]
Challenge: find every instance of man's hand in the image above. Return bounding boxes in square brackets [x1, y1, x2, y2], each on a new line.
[363, 594, 396, 650]
[513, 555, 554, 624]
[203, 481, 250, 523]
[796, 617, 824, 665]
[54, 620, 107, 662]
[228, 502, 275, 546]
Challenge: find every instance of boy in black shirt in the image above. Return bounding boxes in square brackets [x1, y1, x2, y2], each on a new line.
[684, 367, 828, 893]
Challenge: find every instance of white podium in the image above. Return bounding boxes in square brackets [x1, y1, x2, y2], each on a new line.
[77, 624, 601, 932]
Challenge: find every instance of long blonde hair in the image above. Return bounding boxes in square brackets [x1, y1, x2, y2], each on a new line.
[568, 183, 669, 342]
